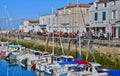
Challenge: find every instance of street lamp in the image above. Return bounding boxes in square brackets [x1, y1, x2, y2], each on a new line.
[109, 23, 111, 40]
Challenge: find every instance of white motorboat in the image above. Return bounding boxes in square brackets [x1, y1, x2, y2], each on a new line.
[44, 55, 76, 75]
[67, 62, 110, 76]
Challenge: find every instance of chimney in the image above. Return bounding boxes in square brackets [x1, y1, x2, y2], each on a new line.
[69, 2, 75, 6]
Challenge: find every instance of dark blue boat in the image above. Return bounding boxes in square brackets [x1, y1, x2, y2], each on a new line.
[105, 70, 120, 76]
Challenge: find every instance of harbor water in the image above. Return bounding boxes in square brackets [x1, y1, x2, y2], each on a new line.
[0, 60, 37, 76]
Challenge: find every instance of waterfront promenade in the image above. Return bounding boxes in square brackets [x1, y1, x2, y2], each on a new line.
[2, 33, 120, 47]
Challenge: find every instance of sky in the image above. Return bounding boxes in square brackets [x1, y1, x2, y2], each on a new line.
[0, 0, 94, 30]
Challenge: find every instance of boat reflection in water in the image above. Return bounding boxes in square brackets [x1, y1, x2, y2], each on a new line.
[0, 60, 36, 76]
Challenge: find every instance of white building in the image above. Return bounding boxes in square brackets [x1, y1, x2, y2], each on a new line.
[39, 14, 57, 32]
[19, 20, 39, 33]
[89, 0, 120, 38]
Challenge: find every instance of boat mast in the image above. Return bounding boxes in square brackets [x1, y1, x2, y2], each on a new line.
[58, 12, 64, 56]
[4, 5, 9, 76]
[52, 7, 54, 56]
[77, 0, 82, 56]
[4, 4, 9, 40]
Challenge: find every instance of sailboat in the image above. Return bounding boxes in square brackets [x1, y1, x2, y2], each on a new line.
[43, 7, 78, 76]
[66, 0, 110, 76]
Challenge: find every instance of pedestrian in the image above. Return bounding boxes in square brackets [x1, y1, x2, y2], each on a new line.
[46, 58, 48, 63]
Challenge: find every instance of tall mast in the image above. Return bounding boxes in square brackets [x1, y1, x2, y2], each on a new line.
[77, 0, 82, 56]
[52, 7, 54, 56]
[4, 4, 9, 39]
[4, 5, 9, 76]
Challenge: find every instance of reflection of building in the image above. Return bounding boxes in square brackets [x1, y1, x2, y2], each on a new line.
[20, 20, 39, 33]
[39, 14, 57, 32]
[89, 0, 120, 38]
[57, 3, 89, 33]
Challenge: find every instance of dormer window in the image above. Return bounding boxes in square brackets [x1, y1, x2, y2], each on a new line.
[113, 0, 116, 5]
[104, 3, 107, 7]
[94, 2, 98, 10]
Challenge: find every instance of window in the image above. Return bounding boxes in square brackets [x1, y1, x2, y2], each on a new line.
[53, 17, 55, 24]
[102, 12, 106, 21]
[94, 13, 98, 21]
[48, 18, 50, 24]
[112, 10, 117, 19]
[86, 9, 89, 13]
[104, 3, 107, 7]
[113, 1, 116, 5]
[95, 7, 98, 10]
[64, 8, 66, 14]
[94, 2, 98, 10]
[59, 11, 62, 15]
[41, 19, 44, 24]
[68, 9, 72, 14]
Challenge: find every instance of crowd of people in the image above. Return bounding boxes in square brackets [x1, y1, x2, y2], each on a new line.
[30, 29, 113, 40]
[7, 29, 113, 40]
[81, 29, 113, 40]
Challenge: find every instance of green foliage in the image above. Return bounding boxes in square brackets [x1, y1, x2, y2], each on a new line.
[84, 52, 120, 69]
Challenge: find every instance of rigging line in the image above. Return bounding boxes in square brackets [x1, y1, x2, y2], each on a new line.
[59, 34, 65, 55]
[4, 4, 10, 41]
[79, 0, 96, 62]
[78, 0, 86, 30]
[58, 14, 64, 55]
[88, 39, 96, 62]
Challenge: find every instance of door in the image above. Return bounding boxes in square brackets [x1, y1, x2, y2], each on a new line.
[118, 27, 120, 38]
[112, 27, 116, 37]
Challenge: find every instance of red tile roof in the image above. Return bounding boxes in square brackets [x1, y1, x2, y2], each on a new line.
[28, 20, 39, 23]
[58, 4, 89, 10]
[99, 0, 108, 2]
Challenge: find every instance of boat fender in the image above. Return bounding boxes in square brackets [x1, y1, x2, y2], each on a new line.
[31, 63, 36, 71]
[49, 69, 54, 74]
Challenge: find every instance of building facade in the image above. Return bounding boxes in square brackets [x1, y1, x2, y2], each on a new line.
[20, 20, 39, 33]
[89, 0, 120, 38]
[39, 14, 57, 32]
[57, 3, 89, 33]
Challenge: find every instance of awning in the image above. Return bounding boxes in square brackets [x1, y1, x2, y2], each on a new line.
[39, 25, 47, 28]
[74, 60, 89, 65]
[58, 60, 89, 65]
[9, 45, 20, 48]
[86, 25, 106, 28]
[115, 20, 120, 24]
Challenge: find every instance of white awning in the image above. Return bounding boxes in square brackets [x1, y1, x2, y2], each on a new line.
[86, 25, 106, 27]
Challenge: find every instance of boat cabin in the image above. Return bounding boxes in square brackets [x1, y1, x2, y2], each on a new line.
[53, 55, 74, 62]
[8, 45, 23, 55]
